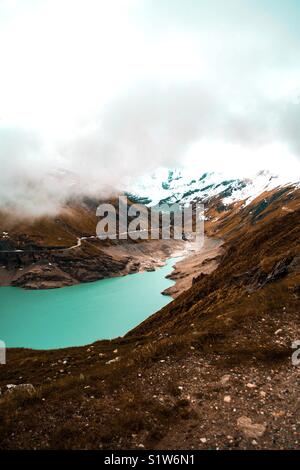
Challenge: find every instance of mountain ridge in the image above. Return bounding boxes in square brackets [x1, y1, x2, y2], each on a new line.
[129, 167, 299, 208]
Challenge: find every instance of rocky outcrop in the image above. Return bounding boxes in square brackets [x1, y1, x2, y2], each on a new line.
[232, 255, 296, 292]
[12, 263, 76, 289]
[9, 248, 130, 289]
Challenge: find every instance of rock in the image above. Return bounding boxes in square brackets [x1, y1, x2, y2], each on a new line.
[200, 438, 207, 443]
[12, 264, 75, 289]
[192, 273, 207, 285]
[271, 410, 285, 418]
[220, 374, 231, 385]
[224, 395, 231, 403]
[161, 286, 179, 296]
[145, 266, 155, 272]
[106, 357, 120, 365]
[5, 383, 36, 396]
[246, 383, 257, 389]
[260, 390, 266, 398]
[5, 242, 131, 289]
[275, 329, 283, 335]
[237, 416, 266, 438]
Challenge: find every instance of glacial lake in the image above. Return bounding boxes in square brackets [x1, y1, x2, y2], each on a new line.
[0, 257, 180, 350]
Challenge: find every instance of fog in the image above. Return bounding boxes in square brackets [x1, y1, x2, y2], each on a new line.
[0, 0, 300, 215]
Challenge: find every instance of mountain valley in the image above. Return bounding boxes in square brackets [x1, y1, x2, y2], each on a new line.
[0, 172, 299, 449]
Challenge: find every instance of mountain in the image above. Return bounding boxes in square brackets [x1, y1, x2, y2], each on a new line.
[128, 167, 299, 208]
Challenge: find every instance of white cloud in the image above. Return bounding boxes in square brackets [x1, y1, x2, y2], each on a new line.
[0, 0, 300, 214]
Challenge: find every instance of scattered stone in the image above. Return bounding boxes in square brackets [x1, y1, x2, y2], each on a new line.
[220, 374, 231, 385]
[5, 383, 36, 396]
[106, 357, 120, 365]
[224, 395, 231, 403]
[200, 438, 207, 443]
[275, 329, 283, 335]
[246, 383, 257, 389]
[260, 391, 266, 398]
[271, 410, 285, 418]
[237, 416, 266, 438]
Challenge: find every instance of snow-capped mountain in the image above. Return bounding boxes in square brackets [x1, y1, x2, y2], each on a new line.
[127, 168, 300, 207]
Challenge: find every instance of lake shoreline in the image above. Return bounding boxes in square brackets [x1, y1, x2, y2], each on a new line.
[0, 235, 222, 349]
[162, 236, 224, 298]
[0, 255, 183, 350]
[0, 238, 187, 290]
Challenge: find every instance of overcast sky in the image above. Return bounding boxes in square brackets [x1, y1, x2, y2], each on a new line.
[0, 0, 300, 214]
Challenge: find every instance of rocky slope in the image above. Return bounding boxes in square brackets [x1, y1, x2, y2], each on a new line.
[0, 183, 299, 449]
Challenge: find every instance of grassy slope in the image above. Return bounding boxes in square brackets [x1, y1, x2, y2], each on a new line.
[0, 202, 99, 248]
[129, 193, 300, 344]
[0, 196, 156, 249]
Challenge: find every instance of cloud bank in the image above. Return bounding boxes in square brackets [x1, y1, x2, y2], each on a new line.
[0, 0, 300, 215]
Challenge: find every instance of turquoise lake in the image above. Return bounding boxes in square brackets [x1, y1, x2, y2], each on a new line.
[0, 257, 180, 350]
